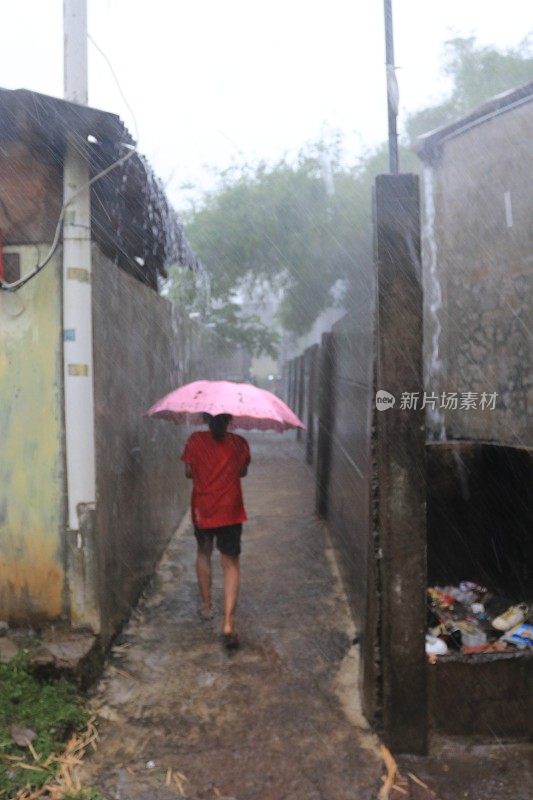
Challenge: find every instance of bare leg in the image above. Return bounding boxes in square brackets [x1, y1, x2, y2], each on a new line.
[196, 539, 214, 614]
[220, 554, 240, 635]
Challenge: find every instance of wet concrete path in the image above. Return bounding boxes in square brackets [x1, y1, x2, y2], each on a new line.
[81, 435, 382, 800]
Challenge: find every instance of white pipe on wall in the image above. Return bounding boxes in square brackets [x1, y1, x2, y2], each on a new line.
[64, 0, 88, 105]
[63, 0, 96, 530]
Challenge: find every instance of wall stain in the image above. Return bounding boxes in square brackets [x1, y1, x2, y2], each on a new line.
[0, 246, 64, 621]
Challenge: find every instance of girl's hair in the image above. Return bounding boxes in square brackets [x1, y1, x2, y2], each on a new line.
[203, 413, 232, 440]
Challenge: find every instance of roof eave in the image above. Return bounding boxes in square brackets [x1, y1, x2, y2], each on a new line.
[415, 79, 533, 164]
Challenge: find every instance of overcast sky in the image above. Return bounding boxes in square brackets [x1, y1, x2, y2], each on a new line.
[2, 1, 531, 207]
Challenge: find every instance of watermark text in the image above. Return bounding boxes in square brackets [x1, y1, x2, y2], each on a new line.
[375, 390, 498, 411]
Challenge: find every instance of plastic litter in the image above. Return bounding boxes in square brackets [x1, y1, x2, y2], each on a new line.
[502, 623, 533, 648]
[456, 621, 487, 648]
[425, 635, 448, 655]
[427, 581, 530, 658]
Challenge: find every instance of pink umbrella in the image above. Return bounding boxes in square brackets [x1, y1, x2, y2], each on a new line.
[146, 380, 304, 433]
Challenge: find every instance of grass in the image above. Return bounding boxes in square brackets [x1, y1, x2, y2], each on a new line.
[0, 653, 93, 798]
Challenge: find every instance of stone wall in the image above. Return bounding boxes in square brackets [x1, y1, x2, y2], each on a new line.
[421, 99, 532, 446]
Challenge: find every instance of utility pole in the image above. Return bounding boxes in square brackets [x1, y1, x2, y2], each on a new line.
[63, 0, 96, 533]
[383, 0, 399, 174]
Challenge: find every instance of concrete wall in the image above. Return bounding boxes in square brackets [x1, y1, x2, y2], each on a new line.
[285, 313, 380, 728]
[326, 312, 374, 631]
[0, 139, 64, 623]
[90, 248, 230, 643]
[285, 176, 428, 753]
[0, 246, 65, 622]
[429, 650, 533, 738]
[373, 175, 427, 753]
[422, 100, 533, 446]
[303, 345, 319, 466]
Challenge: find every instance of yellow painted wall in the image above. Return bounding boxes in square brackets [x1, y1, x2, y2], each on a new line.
[0, 246, 65, 621]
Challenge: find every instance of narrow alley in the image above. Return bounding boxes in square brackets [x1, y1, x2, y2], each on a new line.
[1, 6, 532, 800]
[80, 435, 382, 800]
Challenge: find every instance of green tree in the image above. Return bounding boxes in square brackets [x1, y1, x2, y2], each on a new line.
[167, 265, 280, 358]
[406, 36, 533, 141]
[182, 142, 379, 337]
[175, 36, 533, 339]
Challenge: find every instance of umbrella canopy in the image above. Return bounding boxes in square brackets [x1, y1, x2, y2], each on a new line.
[146, 380, 304, 433]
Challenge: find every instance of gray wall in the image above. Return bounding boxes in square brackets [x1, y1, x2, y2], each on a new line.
[326, 312, 375, 633]
[286, 309, 378, 721]
[91, 248, 232, 643]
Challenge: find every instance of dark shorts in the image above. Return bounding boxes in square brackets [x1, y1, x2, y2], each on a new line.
[194, 523, 242, 556]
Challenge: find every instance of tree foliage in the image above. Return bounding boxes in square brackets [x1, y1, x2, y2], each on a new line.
[406, 36, 533, 141]
[167, 265, 280, 358]
[173, 37, 533, 343]
[182, 144, 378, 337]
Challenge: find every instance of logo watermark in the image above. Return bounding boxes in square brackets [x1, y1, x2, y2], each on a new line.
[375, 391, 498, 411]
[375, 390, 396, 411]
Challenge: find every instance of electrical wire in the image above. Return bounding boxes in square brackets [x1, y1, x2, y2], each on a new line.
[0, 34, 139, 293]
[87, 33, 139, 140]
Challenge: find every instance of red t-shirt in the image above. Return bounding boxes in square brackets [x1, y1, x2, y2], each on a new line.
[180, 431, 250, 529]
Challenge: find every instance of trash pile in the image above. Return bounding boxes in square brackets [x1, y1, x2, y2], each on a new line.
[426, 581, 532, 659]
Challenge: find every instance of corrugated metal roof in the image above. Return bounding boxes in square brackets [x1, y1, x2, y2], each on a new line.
[0, 87, 203, 288]
[0, 87, 134, 145]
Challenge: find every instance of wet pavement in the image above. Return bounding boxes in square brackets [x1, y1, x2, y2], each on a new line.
[398, 740, 533, 800]
[80, 434, 382, 799]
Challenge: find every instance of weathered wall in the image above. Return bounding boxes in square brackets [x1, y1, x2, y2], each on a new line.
[286, 175, 428, 753]
[91, 249, 226, 643]
[429, 651, 533, 738]
[422, 101, 533, 445]
[0, 238, 245, 634]
[326, 312, 374, 629]
[287, 314, 378, 722]
[374, 174, 427, 754]
[0, 142, 62, 244]
[303, 345, 319, 466]
[0, 246, 65, 622]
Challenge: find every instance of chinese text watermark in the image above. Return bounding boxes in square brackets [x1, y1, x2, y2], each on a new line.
[375, 390, 498, 412]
